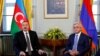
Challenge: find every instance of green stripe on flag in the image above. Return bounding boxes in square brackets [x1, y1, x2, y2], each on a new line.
[11, 19, 20, 36]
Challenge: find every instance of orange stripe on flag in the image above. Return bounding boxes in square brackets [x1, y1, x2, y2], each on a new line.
[92, 42, 96, 50]
[81, 25, 88, 35]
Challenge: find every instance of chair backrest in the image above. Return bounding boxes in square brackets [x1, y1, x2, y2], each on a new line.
[84, 37, 92, 56]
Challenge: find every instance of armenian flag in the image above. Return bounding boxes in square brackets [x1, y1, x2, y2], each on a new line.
[80, 0, 98, 49]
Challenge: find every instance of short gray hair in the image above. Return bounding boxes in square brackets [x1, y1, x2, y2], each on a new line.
[73, 22, 82, 28]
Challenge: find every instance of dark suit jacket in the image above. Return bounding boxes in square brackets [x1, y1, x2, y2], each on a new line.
[13, 30, 41, 55]
[65, 33, 90, 56]
[95, 49, 100, 56]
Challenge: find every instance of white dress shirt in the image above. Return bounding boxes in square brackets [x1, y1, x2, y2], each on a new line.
[23, 31, 33, 52]
[75, 32, 81, 42]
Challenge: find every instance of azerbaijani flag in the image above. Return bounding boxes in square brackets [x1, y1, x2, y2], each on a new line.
[80, 0, 98, 49]
[11, 0, 30, 35]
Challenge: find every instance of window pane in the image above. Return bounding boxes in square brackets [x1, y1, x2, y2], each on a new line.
[3, 16, 13, 32]
[97, 6, 100, 14]
[94, 15, 100, 32]
[97, 15, 100, 32]
[6, 7, 14, 15]
[6, 0, 16, 3]
[92, 5, 98, 14]
[93, 0, 100, 2]
[94, 15, 98, 28]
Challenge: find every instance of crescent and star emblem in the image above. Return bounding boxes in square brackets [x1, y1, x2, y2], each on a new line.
[14, 12, 24, 23]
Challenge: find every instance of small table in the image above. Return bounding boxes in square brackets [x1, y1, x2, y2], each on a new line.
[39, 39, 67, 56]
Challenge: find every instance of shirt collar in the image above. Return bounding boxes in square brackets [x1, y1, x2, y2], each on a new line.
[75, 32, 81, 36]
[23, 31, 29, 34]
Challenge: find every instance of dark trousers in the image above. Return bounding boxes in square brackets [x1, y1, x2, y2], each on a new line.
[64, 53, 83, 56]
[25, 51, 47, 56]
[64, 53, 71, 56]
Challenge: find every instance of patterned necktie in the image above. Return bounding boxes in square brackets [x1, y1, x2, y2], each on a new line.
[73, 34, 78, 50]
[26, 32, 32, 55]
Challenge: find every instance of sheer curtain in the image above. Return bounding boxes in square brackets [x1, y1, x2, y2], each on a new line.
[0, 0, 4, 27]
[93, 0, 100, 32]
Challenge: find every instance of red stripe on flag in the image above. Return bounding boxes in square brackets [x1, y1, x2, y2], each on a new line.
[83, 0, 95, 23]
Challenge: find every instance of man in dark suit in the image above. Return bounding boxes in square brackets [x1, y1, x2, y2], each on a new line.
[64, 22, 90, 56]
[13, 21, 47, 56]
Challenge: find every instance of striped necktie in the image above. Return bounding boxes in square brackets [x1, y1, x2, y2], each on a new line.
[26, 32, 32, 55]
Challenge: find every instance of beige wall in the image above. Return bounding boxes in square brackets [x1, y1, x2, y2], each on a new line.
[32, 0, 78, 38]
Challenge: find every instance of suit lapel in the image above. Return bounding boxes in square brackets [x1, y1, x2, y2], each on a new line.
[29, 31, 31, 39]
[28, 31, 33, 45]
[72, 34, 75, 46]
[77, 33, 83, 46]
